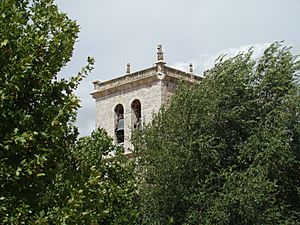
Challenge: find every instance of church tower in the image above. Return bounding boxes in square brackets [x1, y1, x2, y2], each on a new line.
[91, 45, 201, 150]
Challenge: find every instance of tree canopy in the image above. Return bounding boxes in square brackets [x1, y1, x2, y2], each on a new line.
[40, 128, 139, 224]
[0, 0, 139, 223]
[134, 43, 300, 224]
[0, 0, 92, 221]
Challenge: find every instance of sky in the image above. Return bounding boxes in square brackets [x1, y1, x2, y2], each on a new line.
[53, 0, 300, 136]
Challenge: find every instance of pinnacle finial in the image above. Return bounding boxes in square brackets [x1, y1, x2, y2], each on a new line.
[189, 63, 193, 73]
[126, 63, 130, 74]
[157, 44, 164, 61]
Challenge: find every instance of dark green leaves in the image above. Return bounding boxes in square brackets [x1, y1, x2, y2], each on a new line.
[134, 43, 300, 224]
[0, 0, 94, 223]
[0, 0, 138, 223]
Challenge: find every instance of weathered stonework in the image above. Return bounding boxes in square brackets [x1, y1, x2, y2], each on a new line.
[91, 45, 201, 151]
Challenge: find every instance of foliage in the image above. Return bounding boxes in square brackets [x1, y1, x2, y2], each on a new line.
[0, 0, 88, 222]
[134, 43, 300, 224]
[38, 128, 140, 224]
[0, 0, 139, 224]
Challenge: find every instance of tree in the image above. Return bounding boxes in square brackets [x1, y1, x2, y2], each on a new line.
[0, 0, 94, 222]
[39, 128, 140, 224]
[134, 43, 300, 224]
[0, 1, 140, 223]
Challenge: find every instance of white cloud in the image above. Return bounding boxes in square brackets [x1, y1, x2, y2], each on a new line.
[171, 42, 272, 75]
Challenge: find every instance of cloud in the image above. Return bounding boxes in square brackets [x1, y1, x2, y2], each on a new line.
[171, 42, 273, 75]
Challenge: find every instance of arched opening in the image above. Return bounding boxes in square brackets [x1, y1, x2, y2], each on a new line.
[114, 104, 124, 144]
[131, 99, 141, 130]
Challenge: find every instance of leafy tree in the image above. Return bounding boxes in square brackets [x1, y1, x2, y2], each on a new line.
[37, 128, 140, 224]
[0, 1, 140, 224]
[134, 43, 300, 224]
[0, 0, 140, 224]
[0, 0, 92, 222]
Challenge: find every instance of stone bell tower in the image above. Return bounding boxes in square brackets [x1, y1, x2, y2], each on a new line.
[91, 45, 201, 150]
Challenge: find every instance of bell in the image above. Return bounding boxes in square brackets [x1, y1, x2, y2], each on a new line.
[116, 118, 124, 132]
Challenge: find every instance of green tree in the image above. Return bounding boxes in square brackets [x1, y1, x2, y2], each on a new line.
[0, 0, 139, 224]
[0, 1, 140, 224]
[39, 128, 140, 224]
[134, 43, 300, 224]
[0, 0, 94, 222]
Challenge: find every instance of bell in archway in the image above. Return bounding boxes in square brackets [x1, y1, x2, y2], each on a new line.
[116, 118, 124, 132]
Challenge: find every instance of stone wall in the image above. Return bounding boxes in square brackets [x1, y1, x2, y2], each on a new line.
[95, 79, 164, 149]
[92, 49, 202, 150]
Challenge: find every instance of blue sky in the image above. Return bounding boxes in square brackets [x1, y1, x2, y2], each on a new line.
[54, 0, 300, 136]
